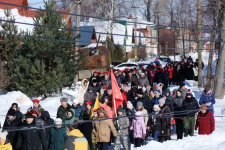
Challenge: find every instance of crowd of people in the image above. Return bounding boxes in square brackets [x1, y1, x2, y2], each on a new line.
[0, 56, 215, 150]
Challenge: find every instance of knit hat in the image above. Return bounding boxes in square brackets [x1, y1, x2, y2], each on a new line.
[200, 104, 207, 110]
[60, 97, 68, 102]
[137, 101, 143, 107]
[140, 73, 145, 76]
[127, 101, 133, 110]
[179, 82, 185, 88]
[154, 90, 160, 95]
[73, 99, 79, 104]
[153, 104, 160, 110]
[32, 99, 40, 103]
[7, 109, 16, 116]
[25, 112, 35, 118]
[30, 109, 40, 117]
[117, 105, 123, 113]
[55, 118, 62, 125]
[162, 91, 167, 97]
[102, 85, 107, 90]
[137, 88, 143, 95]
[158, 98, 165, 104]
[204, 87, 211, 93]
[135, 111, 142, 116]
[0, 131, 8, 141]
[88, 86, 93, 92]
[186, 90, 192, 96]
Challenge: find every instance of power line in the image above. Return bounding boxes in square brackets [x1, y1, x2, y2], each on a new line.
[0, 1, 225, 32]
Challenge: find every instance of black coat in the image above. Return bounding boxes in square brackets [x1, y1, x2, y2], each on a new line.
[148, 112, 161, 131]
[154, 71, 165, 84]
[185, 67, 194, 80]
[165, 98, 174, 113]
[159, 106, 171, 136]
[16, 121, 47, 150]
[3, 116, 21, 148]
[182, 96, 200, 117]
[80, 122, 93, 150]
[138, 95, 152, 113]
[40, 111, 54, 141]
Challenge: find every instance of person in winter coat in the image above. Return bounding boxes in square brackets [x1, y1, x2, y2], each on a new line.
[2, 109, 21, 149]
[114, 106, 129, 150]
[162, 91, 174, 113]
[80, 111, 93, 150]
[65, 122, 90, 150]
[135, 101, 148, 126]
[7, 103, 23, 120]
[178, 82, 188, 99]
[165, 88, 173, 102]
[56, 97, 72, 122]
[151, 90, 162, 108]
[168, 65, 173, 85]
[84, 87, 96, 103]
[90, 79, 101, 97]
[39, 111, 54, 147]
[154, 68, 165, 84]
[126, 101, 135, 147]
[28, 99, 45, 120]
[64, 109, 77, 124]
[138, 73, 149, 87]
[195, 104, 215, 135]
[173, 90, 185, 140]
[102, 73, 111, 87]
[72, 99, 84, 120]
[182, 90, 200, 137]
[158, 98, 172, 142]
[199, 87, 216, 114]
[163, 67, 170, 90]
[148, 104, 161, 141]
[15, 112, 47, 150]
[48, 118, 67, 150]
[130, 111, 146, 148]
[0, 131, 12, 150]
[92, 108, 117, 150]
[193, 65, 198, 81]
[136, 88, 152, 113]
[185, 65, 194, 80]
[125, 71, 138, 84]
[78, 79, 89, 105]
[99, 98, 112, 119]
[83, 101, 93, 117]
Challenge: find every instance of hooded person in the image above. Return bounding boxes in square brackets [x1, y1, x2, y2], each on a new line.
[0, 131, 12, 150]
[136, 88, 152, 113]
[8, 103, 23, 120]
[199, 87, 216, 114]
[72, 99, 84, 120]
[56, 97, 72, 122]
[48, 118, 67, 150]
[84, 86, 95, 103]
[151, 90, 162, 108]
[195, 104, 215, 135]
[138, 73, 149, 87]
[162, 91, 174, 113]
[182, 90, 200, 137]
[158, 98, 172, 143]
[178, 82, 188, 99]
[114, 106, 129, 150]
[2, 109, 21, 149]
[78, 79, 89, 105]
[64, 109, 77, 124]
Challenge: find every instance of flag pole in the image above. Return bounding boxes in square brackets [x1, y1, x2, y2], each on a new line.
[114, 99, 121, 134]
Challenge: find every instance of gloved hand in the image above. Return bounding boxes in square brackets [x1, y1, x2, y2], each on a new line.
[206, 102, 212, 106]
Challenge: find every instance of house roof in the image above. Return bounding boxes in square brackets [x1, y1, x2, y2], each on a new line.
[73, 26, 96, 46]
[0, 0, 28, 10]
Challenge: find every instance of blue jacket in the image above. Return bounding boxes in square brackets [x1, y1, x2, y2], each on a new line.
[72, 104, 84, 120]
[199, 92, 215, 114]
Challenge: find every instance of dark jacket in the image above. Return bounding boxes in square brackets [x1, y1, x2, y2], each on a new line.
[80, 122, 93, 150]
[56, 104, 72, 122]
[182, 96, 200, 117]
[114, 114, 130, 136]
[138, 95, 152, 113]
[40, 111, 54, 142]
[148, 111, 161, 131]
[159, 105, 171, 136]
[15, 121, 47, 150]
[3, 116, 21, 148]
[165, 98, 174, 113]
[72, 104, 84, 120]
[154, 71, 165, 84]
[151, 96, 162, 109]
[173, 96, 185, 118]
[84, 91, 95, 102]
[125, 74, 138, 83]
[48, 127, 67, 150]
[126, 108, 135, 126]
[185, 66, 194, 80]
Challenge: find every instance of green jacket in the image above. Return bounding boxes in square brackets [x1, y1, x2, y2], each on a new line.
[48, 127, 67, 150]
[56, 104, 72, 122]
[166, 88, 173, 101]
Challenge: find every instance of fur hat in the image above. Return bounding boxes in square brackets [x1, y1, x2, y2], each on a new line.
[55, 118, 62, 125]
[158, 98, 165, 104]
[153, 104, 160, 110]
[127, 101, 133, 110]
[60, 97, 68, 102]
[0, 131, 8, 141]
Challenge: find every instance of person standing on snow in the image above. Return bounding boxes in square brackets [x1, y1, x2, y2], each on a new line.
[77, 79, 89, 106]
[195, 104, 215, 135]
[199, 87, 216, 114]
[56, 97, 72, 122]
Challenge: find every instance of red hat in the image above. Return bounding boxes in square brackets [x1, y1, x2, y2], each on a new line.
[32, 99, 40, 103]
[140, 66, 144, 69]
[97, 72, 101, 74]
[93, 71, 97, 74]
[85, 101, 92, 105]
[127, 68, 130, 71]
[156, 58, 158, 60]
[118, 70, 121, 73]
[103, 72, 107, 74]
[186, 90, 192, 96]
[107, 72, 110, 75]
[29, 109, 40, 117]
[94, 109, 97, 112]
[102, 85, 107, 90]
[154, 66, 157, 68]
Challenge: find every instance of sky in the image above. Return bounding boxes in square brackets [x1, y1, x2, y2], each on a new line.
[28, 0, 47, 9]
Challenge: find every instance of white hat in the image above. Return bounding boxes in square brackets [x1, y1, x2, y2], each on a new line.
[55, 118, 62, 125]
[73, 99, 79, 104]
[135, 111, 142, 116]
[0, 131, 8, 141]
[127, 101, 133, 110]
[140, 73, 145, 76]
[153, 104, 160, 110]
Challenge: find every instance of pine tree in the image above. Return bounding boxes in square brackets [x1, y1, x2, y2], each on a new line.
[0, 9, 21, 91]
[11, 1, 77, 97]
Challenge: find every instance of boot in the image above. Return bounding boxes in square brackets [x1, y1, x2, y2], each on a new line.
[130, 144, 134, 150]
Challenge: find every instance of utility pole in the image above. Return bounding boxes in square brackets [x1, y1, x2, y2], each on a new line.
[156, 2, 160, 58]
[132, 5, 139, 62]
[166, 42, 168, 56]
[173, 21, 176, 61]
[183, 22, 185, 58]
[65, 2, 77, 25]
[197, 0, 202, 88]
[75, 0, 81, 57]
[214, 0, 225, 98]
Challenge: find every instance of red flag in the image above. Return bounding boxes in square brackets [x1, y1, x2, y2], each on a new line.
[111, 69, 124, 117]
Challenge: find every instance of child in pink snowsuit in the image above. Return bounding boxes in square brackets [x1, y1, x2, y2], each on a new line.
[130, 111, 146, 147]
